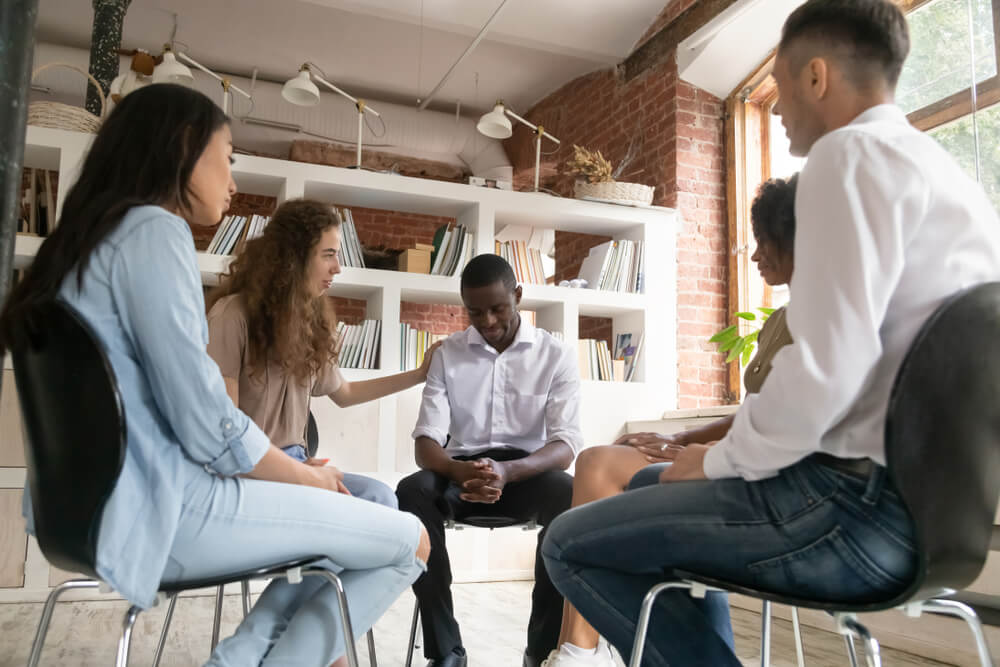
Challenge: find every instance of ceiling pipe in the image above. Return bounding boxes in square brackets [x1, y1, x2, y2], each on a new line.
[417, 0, 508, 111]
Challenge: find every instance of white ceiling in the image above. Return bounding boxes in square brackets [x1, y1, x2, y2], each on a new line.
[34, 0, 670, 116]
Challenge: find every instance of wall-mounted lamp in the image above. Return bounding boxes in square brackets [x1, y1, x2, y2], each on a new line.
[152, 46, 252, 116]
[477, 101, 559, 192]
[282, 63, 382, 169]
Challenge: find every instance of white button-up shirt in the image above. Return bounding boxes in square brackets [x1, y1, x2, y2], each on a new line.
[412, 319, 583, 458]
[705, 104, 1000, 481]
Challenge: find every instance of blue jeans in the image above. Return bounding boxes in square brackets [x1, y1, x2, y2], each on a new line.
[541, 456, 918, 666]
[162, 469, 425, 667]
[281, 445, 398, 509]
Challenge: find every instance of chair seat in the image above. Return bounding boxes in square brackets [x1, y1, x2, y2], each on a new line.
[671, 569, 920, 613]
[159, 556, 328, 593]
[451, 515, 527, 530]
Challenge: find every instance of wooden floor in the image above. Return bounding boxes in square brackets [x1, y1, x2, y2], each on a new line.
[0, 581, 953, 666]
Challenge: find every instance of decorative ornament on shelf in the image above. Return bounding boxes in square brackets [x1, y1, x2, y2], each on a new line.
[109, 49, 155, 104]
[565, 141, 653, 207]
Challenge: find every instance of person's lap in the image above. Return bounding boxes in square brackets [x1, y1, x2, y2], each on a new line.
[542, 458, 917, 665]
[166, 472, 423, 666]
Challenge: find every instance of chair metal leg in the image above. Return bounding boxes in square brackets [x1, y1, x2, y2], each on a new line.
[115, 604, 142, 667]
[309, 570, 361, 667]
[211, 583, 225, 651]
[405, 601, 420, 667]
[759, 600, 772, 667]
[843, 634, 860, 667]
[919, 598, 995, 667]
[152, 594, 178, 667]
[628, 582, 692, 667]
[790, 607, 805, 667]
[27, 579, 101, 667]
[241, 580, 252, 617]
[367, 628, 378, 667]
[840, 616, 881, 667]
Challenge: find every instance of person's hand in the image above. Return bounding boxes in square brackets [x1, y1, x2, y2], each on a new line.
[456, 458, 507, 503]
[659, 443, 713, 483]
[614, 431, 686, 463]
[305, 462, 352, 495]
[417, 341, 443, 380]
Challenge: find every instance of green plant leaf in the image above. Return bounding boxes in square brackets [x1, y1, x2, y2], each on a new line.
[744, 330, 759, 344]
[719, 337, 740, 353]
[758, 307, 775, 316]
[709, 324, 738, 342]
[726, 338, 746, 363]
[735, 311, 757, 321]
[741, 343, 754, 366]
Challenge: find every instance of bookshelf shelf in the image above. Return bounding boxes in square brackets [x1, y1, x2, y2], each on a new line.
[14, 125, 679, 474]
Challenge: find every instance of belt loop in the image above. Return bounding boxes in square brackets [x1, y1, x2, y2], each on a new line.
[861, 465, 886, 505]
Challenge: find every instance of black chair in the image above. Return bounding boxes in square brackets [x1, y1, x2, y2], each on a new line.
[629, 282, 1000, 667]
[404, 515, 539, 667]
[9, 300, 371, 667]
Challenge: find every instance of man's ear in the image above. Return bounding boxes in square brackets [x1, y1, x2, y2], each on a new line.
[514, 285, 523, 305]
[806, 56, 830, 101]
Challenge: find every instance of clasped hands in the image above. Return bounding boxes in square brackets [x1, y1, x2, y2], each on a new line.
[614, 432, 715, 482]
[450, 458, 508, 503]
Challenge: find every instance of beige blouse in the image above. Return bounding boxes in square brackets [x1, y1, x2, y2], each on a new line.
[206, 294, 344, 448]
[742, 306, 793, 394]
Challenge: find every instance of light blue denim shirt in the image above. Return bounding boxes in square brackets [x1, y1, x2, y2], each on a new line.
[23, 205, 270, 608]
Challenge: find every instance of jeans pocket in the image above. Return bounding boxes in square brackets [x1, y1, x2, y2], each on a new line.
[747, 525, 910, 601]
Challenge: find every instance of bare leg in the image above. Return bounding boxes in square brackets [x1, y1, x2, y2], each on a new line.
[559, 446, 653, 649]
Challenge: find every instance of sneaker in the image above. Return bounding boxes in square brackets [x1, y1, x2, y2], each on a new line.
[538, 644, 615, 667]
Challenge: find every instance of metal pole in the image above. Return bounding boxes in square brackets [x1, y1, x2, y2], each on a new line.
[0, 0, 39, 396]
[87, 0, 131, 116]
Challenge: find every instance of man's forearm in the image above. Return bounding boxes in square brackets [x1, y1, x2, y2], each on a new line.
[499, 440, 574, 483]
[415, 436, 455, 478]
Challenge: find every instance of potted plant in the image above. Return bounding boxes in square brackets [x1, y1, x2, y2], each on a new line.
[565, 144, 654, 207]
[710, 307, 775, 366]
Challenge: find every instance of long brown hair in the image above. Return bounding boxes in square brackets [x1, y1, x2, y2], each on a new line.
[207, 199, 340, 382]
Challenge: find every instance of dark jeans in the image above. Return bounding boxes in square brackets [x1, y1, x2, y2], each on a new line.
[541, 456, 918, 667]
[396, 448, 574, 660]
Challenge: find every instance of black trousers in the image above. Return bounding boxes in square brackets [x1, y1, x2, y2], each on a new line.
[396, 448, 574, 660]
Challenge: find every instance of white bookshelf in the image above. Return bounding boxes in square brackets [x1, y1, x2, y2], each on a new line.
[2, 126, 678, 600]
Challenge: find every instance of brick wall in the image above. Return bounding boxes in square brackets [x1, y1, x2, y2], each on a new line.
[511, 33, 729, 407]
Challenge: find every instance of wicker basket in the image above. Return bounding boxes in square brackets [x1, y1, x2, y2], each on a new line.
[27, 63, 106, 133]
[574, 180, 654, 207]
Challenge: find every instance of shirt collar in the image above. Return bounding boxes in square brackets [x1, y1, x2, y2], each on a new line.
[466, 315, 537, 352]
[848, 103, 907, 127]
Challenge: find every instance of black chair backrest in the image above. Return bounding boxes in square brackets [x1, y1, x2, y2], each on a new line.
[8, 300, 126, 577]
[307, 410, 319, 459]
[886, 282, 1000, 601]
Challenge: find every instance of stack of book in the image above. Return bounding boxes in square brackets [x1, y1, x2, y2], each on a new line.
[334, 208, 365, 268]
[495, 240, 546, 284]
[335, 319, 381, 369]
[430, 224, 474, 276]
[577, 332, 643, 381]
[399, 324, 448, 371]
[576, 240, 645, 293]
[206, 214, 271, 255]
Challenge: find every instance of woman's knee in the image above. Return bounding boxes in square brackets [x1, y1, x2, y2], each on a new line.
[416, 523, 431, 563]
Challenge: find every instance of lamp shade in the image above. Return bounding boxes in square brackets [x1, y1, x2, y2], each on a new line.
[282, 69, 321, 106]
[477, 103, 512, 139]
[152, 51, 194, 85]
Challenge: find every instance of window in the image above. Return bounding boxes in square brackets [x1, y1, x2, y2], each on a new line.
[900, 0, 1000, 211]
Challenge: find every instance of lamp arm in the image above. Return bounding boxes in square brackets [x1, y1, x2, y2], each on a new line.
[313, 73, 381, 118]
[176, 51, 251, 100]
[504, 108, 559, 144]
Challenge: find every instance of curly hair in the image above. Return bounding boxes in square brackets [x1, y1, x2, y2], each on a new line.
[207, 199, 340, 382]
[751, 174, 798, 257]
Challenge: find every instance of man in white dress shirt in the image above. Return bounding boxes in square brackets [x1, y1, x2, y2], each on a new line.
[541, 1, 1000, 665]
[397, 254, 582, 667]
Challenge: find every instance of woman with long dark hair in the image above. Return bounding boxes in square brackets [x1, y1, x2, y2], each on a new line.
[0, 84, 429, 666]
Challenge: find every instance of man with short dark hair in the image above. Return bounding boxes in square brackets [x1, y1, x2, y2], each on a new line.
[541, 1, 1000, 664]
[397, 254, 581, 667]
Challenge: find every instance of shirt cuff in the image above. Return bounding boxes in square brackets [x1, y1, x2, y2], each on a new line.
[703, 438, 739, 480]
[546, 431, 582, 454]
[208, 417, 270, 476]
[412, 426, 447, 446]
